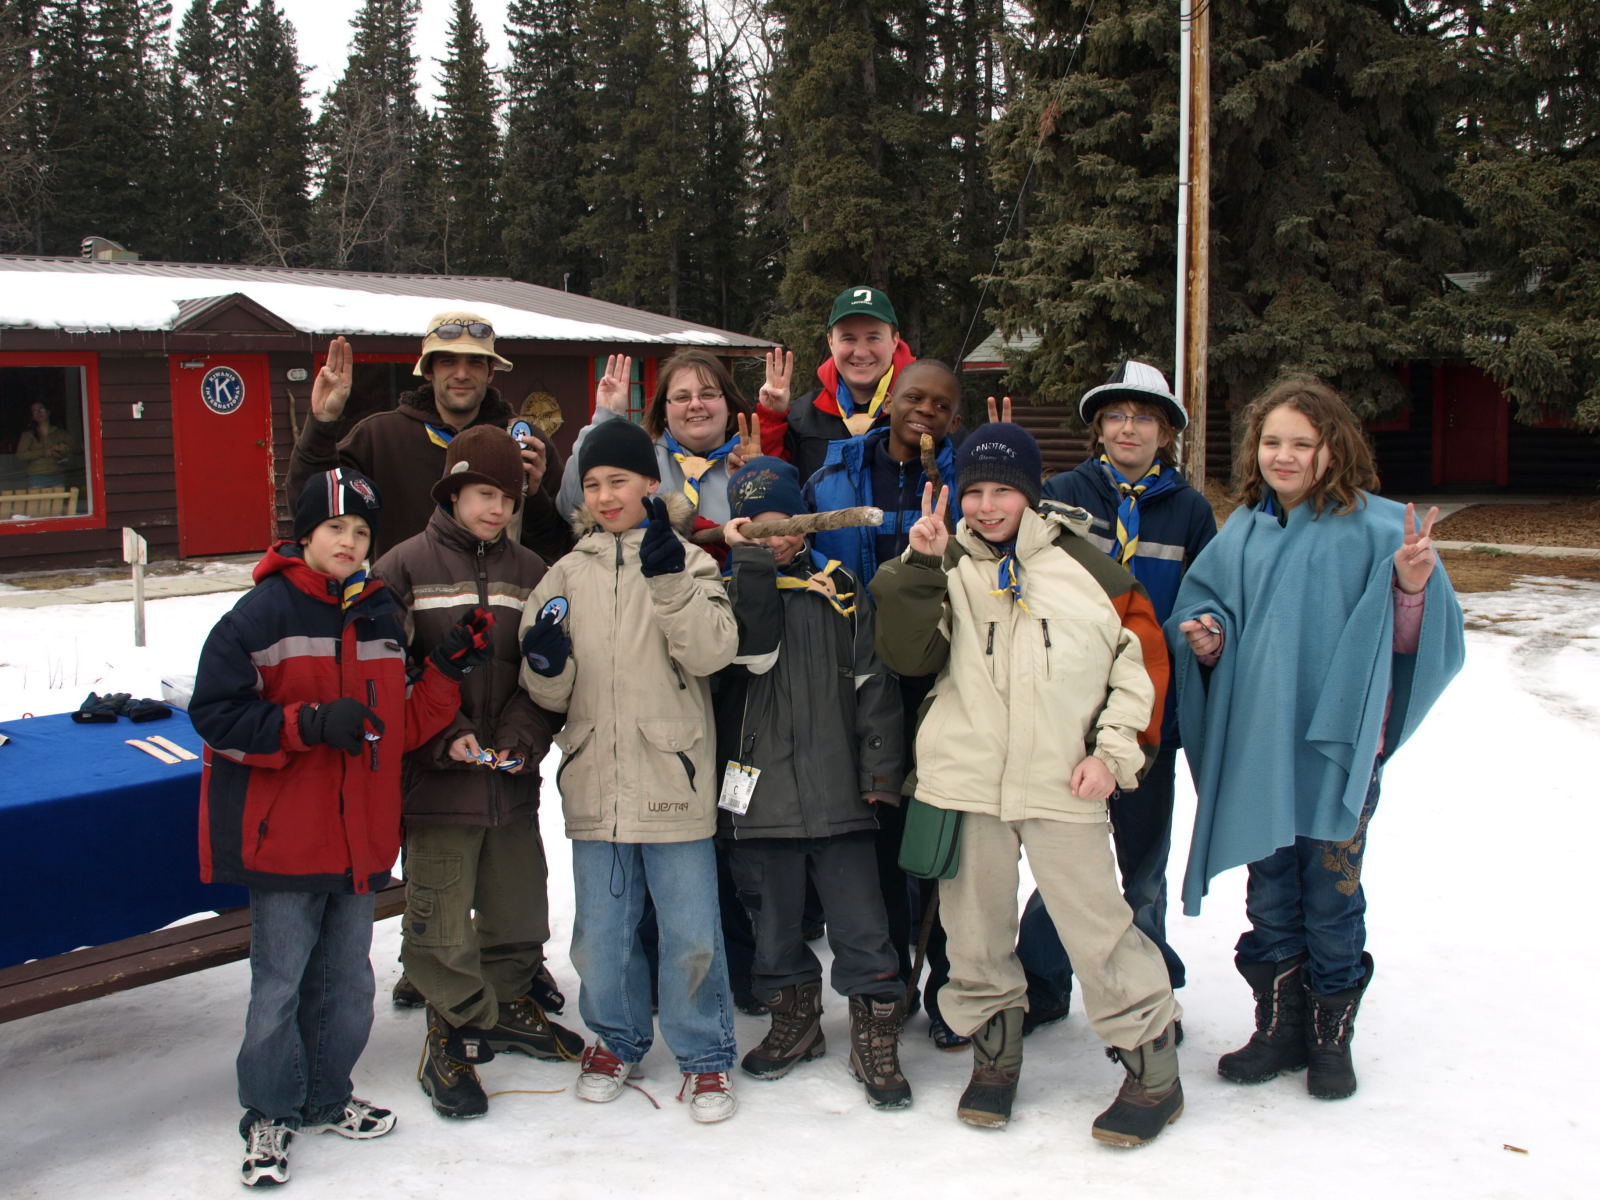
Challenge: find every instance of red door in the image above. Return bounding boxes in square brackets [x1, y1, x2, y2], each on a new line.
[1435, 365, 1509, 486]
[169, 354, 275, 557]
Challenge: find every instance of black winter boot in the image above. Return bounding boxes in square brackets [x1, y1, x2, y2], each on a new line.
[1217, 953, 1308, 1084]
[1093, 1023, 1184, 1147]
[847, 995, 912, 1110]
[489, 994, 585, 1061]
[956, 1008, 1024, 1129]
[1305, 952, 1373, 1100]
[419, 1007, 490, 1119]
[740, 981, 825, 1080]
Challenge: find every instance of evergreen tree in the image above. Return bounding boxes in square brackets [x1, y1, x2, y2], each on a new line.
[502, 0, 590, 290]
[763, 0, 966, 366]
[569, 0, 699, 314]
[427, 0, 501, 274]
[986, 0, 1459, 416]
[501, 0, 591, 291]
[312, 0, 425, 270]
[223, 0, 312, 264]
[164, 0, 229, 259]
[1429, 0, 1600, 428]
[0, 0, 46, 250]
[33, 0, 172, 256]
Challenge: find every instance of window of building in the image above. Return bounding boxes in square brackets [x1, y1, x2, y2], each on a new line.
[1, 355, 97, 526]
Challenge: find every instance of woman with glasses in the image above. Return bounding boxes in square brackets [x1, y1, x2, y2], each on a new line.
[557, 349, 789, 528]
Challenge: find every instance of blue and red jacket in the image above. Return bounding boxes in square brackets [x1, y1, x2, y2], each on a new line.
[192, 541, 460, 893]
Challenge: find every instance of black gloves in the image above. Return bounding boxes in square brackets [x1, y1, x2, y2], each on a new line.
[71, 691, 129, 723]
[521, 608, 571, 677]
[638, 495, 685, 578]
[300, 698, 385, 755]
[430, 606, 495, 680]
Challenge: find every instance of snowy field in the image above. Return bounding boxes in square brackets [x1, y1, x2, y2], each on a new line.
[1, 573, 1597, 1198]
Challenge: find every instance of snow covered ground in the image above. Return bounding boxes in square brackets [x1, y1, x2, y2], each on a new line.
[2, 573, 1597, 1198]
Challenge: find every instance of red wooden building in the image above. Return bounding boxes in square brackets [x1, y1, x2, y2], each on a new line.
[0, 257, 770, 572]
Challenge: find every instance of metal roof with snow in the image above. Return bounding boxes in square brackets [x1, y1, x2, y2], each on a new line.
[0, 256, 772, 348]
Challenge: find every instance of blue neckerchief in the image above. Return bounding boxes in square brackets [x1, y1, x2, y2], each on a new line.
[662, 429, 739, 509]
[340, 568, 368, 610]
[1099, 456, 1168, 566]
[989, 544, 1029, 612]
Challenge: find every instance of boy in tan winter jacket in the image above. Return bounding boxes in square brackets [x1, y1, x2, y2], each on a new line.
[518, 419, 741, 1124]
[871, 423, 1184, 1147]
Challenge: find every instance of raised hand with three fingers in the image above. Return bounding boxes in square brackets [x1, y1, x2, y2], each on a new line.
[595, 354, 634, 415]
[1394, 503, 1440, 595]
[757, 348, 795, 415]
[310, 336, 354, 423]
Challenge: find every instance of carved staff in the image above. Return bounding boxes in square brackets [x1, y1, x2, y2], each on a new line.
[691, 506, 884, 544]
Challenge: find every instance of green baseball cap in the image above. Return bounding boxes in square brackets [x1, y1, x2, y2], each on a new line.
[827, 285, 899, 329]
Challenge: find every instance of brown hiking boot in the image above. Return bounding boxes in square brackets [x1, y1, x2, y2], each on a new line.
[1093, 1022, 1184, 1147]
[419, 1006, 489, 1119]
[488, 994, 585, 1061]
[740, 980, 825, 1080]
[848, 995, 912, 1110]
[956, 1007, 1023, 1129]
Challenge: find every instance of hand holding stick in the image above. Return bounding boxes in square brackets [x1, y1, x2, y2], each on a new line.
[692, 506, 884, 544]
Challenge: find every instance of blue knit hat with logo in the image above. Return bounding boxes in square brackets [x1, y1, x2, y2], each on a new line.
[954, 423, 1043, 507]
[727, 457, 806, 520]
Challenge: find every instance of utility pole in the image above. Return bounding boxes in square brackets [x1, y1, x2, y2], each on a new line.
[1175, 1, 1211, 487]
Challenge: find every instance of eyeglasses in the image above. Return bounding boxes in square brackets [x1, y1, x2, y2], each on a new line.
[428, 322, 494, 341]
[1101, 411, 1158, 428]
[666, 390, 725, 406]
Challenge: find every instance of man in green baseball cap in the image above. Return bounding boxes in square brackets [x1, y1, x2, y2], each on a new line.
[761, 285, 918, 482]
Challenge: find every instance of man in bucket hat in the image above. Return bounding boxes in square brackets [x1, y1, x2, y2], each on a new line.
[288, 312, 572, 564]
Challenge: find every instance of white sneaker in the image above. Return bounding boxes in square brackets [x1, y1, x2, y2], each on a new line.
[679, 1071, 737, 1124]
[302, 1097, 397, 1139]
[240, 1118, 293, 1188]
[576, 1042, 635, 1103]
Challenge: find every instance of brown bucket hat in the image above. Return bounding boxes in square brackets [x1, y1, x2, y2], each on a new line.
[413, 310, 514, 376]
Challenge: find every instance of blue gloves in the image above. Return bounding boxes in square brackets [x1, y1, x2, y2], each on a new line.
[521, 608, 571, 677]
[638, 495, 685, 578]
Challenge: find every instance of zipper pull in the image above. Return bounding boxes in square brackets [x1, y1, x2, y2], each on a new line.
[1041, 619, 1052, 649]
[986, 623, 996, 655]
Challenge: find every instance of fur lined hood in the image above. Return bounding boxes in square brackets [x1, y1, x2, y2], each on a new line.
[568, 488, 698, 539]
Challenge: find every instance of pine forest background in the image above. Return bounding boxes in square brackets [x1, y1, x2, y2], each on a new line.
[1, 0, 1596, 427]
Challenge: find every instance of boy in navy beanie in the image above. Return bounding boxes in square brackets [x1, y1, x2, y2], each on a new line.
[716, 457, 909, 1109]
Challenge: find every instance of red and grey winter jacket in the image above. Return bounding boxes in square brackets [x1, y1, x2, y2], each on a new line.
[192, 541, 461, 893]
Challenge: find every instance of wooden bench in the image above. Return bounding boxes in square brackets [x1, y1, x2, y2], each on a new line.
[0, 485, 79, 518]
[0, 880, 407, 1024]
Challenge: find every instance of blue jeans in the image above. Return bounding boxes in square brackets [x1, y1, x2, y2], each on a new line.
[570, 839, 736, 1073]
[1236, 771, 1381, 994]
[237, 889, 376, 1131]
[1015, 746, 1185, 1007]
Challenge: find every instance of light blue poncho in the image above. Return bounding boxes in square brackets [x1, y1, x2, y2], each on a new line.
[1167, 492, 1465, 916]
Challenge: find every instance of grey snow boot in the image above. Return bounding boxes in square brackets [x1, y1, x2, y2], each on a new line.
[1305, 952, 1373, 1100]
[740, 980, 825, 1080]
[956, 1007, 1024, 1129]
[1093, 1022, 1184, 1147]
[847, 995, 912, 1110]
[1217, 953, 1309, 1084]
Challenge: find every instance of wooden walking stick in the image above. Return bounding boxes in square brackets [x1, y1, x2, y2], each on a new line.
[691, 506, 884, 544]
[907, 881, 941, 1012]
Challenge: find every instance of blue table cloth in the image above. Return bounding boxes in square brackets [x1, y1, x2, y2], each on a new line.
[0, 710, 247, 968]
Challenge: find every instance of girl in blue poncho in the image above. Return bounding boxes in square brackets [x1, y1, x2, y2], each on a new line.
[1168, 377, 1464, 1104]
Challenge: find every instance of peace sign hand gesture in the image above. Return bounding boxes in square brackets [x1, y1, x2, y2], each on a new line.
[1394, 503, 1440, 595]
[909, 482, 951, 558]
[757, 348, 794, 415]
[727, 412, 762, 472]
[985, 395, 1013, 424]
[595, 354, 633, 415]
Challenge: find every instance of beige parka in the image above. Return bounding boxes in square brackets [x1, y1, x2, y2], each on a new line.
[519, 492, 737, 842]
